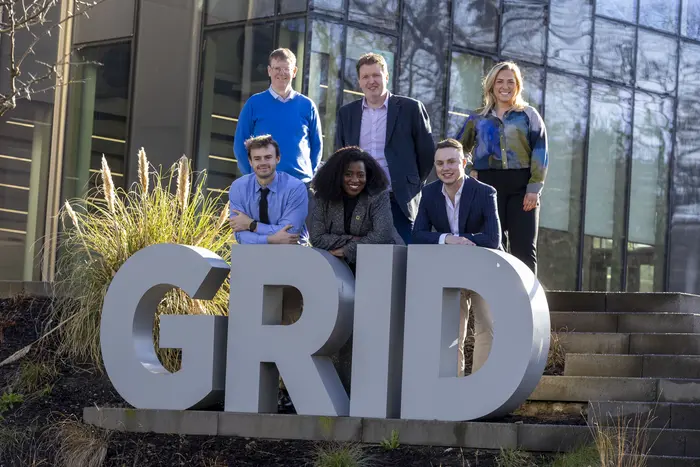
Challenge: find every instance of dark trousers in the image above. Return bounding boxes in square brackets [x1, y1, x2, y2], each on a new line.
[478, 169, 539, 275]
[390, 194, 413, 245]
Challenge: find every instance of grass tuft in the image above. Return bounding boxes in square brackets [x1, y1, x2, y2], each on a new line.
[549, 444, 599, 466]
[545, 330, 566, 375]
[51, 150, 231, 371]
[313, 443, 373, 467]
[15, 359, 59, 395]
[495, 448, 537, 467]
[48, 417, 110, 467]
[588, 403, 658, 467]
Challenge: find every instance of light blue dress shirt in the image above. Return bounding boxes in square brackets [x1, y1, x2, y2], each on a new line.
[228, 171, 309, 244]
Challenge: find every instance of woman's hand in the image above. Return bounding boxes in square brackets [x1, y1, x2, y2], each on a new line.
[523, 193, 539, 212]
[330, 248, 345, 257]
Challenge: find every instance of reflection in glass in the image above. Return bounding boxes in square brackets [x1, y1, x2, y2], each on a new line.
[548, 0, 592, 76]
[669, 40, 700, 293]
[538, 73, 588, 291]
[447, 54, 493, 138]
[343, 29, 396, 106]
[519, 65, 544, 112]
[593, 18, 635, 85]
[196, 21, 305, 192]
[399, 0, 450, 137]
[280, 0, 308, 14]
[311, 0, 345, 15]
[627, 92, 673, 292]
[596, 0, 637, 22]
[453, 0, 501, 53]
[681, 0, 700, 40]
[206, 0, 275, 25]
[583, 83, 633, 291]
[636, 31, 678, 94]
[499, 1, 547, 65]
[640, 0, 679, 32]
[308, 21, 344, 160]
[349, 0, 399, 29]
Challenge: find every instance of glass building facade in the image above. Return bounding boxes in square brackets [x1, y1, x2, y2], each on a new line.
[0, 0, 699, 294]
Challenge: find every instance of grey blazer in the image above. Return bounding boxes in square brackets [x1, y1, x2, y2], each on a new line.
[309, 190, 404, 264]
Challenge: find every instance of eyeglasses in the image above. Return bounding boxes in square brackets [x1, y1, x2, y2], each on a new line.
[270, 66, 294, 73]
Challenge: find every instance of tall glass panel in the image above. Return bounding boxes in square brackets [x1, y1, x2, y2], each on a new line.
[62, 43, 131, 200]
[596, 0, 637, 22]
[639, 0, 679, 33]
[538, 73, 588, 291]
[342, 28, 397, 106]
[520, 65, 544, 112]
[636, 30, 678, 94]
[280, 0, 308, 14]
[548, 0, 593, 76]
[399, 0, 450, 138]
[582, 83, 633, 291]
[308, 21, 344, 160]
[447, 54, 494, 138]
[681, 0, 700, 40]
[311, 0, 345, 16]
[669, 40, 700, 294]
[349, 0, 399, 29]
[206, 0, 275, 24]
[499, 0, 547, 65]
[453, 0, 501, 53]
[197, 21, 305, 193]
[593, 18, 635, 85]
[626, 91, 673, 292]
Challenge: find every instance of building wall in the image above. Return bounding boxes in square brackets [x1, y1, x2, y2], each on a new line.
[1, 0, 699, 293]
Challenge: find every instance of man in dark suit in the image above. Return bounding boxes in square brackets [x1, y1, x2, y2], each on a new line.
[412, 138, 502, 377]
[334, 53, 435, 244]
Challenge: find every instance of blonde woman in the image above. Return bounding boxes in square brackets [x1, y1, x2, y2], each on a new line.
[457, 61, 548, 274]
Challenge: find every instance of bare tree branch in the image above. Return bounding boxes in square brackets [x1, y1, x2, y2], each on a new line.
[0, 0, 107, 116]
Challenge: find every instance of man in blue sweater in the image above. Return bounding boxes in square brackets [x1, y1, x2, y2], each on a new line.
[234, 48, 323, 184]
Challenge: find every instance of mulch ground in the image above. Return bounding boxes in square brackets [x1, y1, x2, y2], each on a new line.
[0, 297, 566, 466]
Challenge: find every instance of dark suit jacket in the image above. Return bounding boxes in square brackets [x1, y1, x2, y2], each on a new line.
[309, 190, 404, 264]
[334, 95, 435, 222]
[411, 177, 502, 249]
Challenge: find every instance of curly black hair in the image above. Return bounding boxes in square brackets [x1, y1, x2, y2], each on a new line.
[311, 146, 389, 202]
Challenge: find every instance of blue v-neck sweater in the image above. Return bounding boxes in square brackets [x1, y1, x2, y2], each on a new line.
[233, 90, 323, 183]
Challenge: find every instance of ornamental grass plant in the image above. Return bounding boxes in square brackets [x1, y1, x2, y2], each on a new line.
[52, 149, 231, 371]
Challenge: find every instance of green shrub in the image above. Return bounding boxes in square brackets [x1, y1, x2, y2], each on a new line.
[53, 149, 231, 370]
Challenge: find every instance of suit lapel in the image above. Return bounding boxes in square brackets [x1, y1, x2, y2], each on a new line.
[386, 96, 400, 143]
[433, 184, 450, 233]
[350, 194, 369, 233]
[459, 178, 475, 233]
[350, 100, 363, 146]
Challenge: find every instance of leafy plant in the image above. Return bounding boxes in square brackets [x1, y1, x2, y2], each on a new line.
[379, 429, 400, 450]
[53, 149, 231, 371]
[0, 392, 24, 419]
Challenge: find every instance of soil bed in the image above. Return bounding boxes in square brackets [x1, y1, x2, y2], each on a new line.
[1, 297, 563, 466]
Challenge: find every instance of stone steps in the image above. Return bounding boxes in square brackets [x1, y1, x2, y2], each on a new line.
[564, 353, 700, 379]
[530, 376, 700, 403]
[551, 311, 700, 333]
[555, 332, 700, 355]
[632, 455, 700, 467]
[545, 291, 700, 313]
[587, 400, 700, 430]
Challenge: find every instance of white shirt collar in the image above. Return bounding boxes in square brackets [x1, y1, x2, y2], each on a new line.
[441, 177, 465, 202]
[362, 91, 390, 110]
[269, 86, 297, 102]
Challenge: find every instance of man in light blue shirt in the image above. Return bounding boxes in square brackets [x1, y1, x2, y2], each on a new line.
[229, 134, 308, 245]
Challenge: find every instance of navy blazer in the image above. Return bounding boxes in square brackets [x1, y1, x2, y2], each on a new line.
[411, 177, 502, 249]
[334, 95, 435, 222]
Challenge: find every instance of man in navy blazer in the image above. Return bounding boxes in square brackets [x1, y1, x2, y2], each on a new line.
[334, 53, 435, 244]
[412, 138, 502, 377]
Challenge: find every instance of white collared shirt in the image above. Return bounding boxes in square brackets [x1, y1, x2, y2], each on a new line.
[439, 178, 465, 244]
[269, 86, 297, 103]
[359, 92, 391, 188]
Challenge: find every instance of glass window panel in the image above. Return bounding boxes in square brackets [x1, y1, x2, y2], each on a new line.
[399, 0, 450, 137]
[343, 28, 397, 106]
[640, 0, 679, 32]
[520, 65, 544, 112]
[453, 0, 501, 53]
[669, 40, 700, 294]
[500, 0, 548, 65]
[636, 30, 678, 94]
[538, 73, 588, 291]
[548, 0, 593, 76]
[583, 83, 633, 291]
[280, 0, 309, 14]
[626, 92, 673, 291]
[596, 0, 637, 22]
[308, 21, 344, 160]
[593, 18, 635, 85]
[447, 54, 494, 138]
[681, 0, 700, 40]
[349, 0, 399, 29]
[206, 0, 275, 25]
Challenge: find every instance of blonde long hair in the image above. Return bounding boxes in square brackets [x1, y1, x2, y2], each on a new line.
[479, 61, 528, 116]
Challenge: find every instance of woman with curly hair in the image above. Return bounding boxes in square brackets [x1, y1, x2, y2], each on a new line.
[310, 146, 404, 272]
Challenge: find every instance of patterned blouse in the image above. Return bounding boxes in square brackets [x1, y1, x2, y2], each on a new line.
[456, 106, 548, 194]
